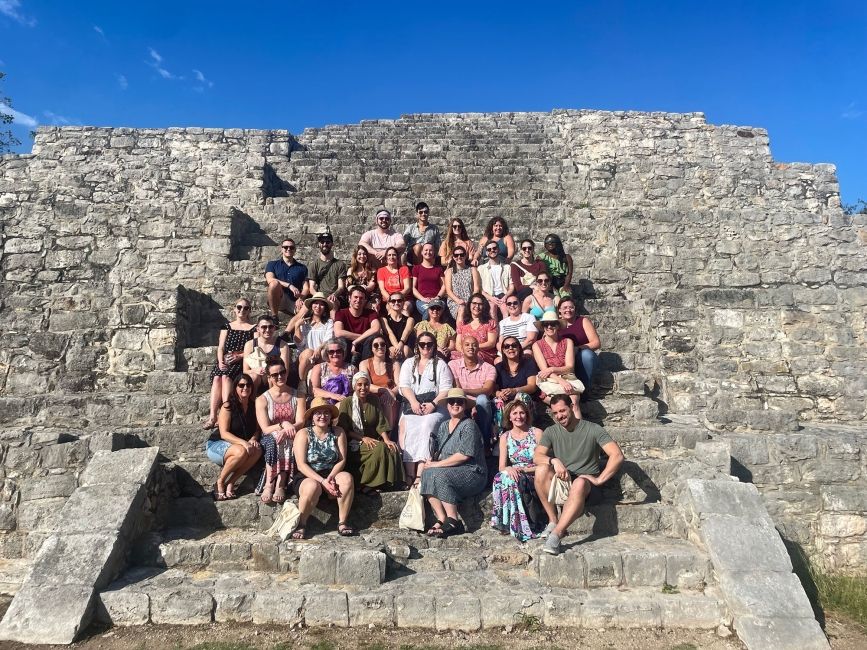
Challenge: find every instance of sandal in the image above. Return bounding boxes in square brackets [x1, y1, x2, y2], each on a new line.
[440, 517, 465, 538]
[225, 484, 237, 500]
[358, 485, 380, 496]
[426, 520, 444, 537]
[337, 521, 356, 537]
[202, 418, 216, 430]
[291, 527, 306, 540]
[260, 480, 275, 504]
[213, 484, 228, 501]
[272, 484, 286, 504]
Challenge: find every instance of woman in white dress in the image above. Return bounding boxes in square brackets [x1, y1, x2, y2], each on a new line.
[398, 331, 453, 486]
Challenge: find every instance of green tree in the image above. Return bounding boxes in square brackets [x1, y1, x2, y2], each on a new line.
[0, 71, 22, 153]
[842, 199, 867, 215]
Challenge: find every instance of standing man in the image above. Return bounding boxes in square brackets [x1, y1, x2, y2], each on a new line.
[403, 201, 441, 265]
[334, 286, 381, 365]
[265, 238, 308, 320]
[307, 232, 347, 308]
[359, 209, 405, 266]
[533, 395, 624, 555]
[448, 334, 496, 446]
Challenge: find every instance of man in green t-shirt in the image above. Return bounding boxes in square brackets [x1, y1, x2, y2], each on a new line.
[307, 232, 347, 307]
[534, 395, 624, 555]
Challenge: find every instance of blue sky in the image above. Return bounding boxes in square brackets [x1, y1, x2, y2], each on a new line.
[2, 1, 865, 204]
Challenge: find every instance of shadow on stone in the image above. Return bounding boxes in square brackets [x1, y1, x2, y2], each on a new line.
[176, 287, 226, 353]
[785, 536, 826, 628]
[230, 208, 277, 261]
[263, 162, 296, 198]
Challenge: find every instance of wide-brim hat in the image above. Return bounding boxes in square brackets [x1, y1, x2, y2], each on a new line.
[304, 292, 331, 312]
[534, 311, 565, 332]
[445, 387, 471, 406]
[305, 397, 339, 424]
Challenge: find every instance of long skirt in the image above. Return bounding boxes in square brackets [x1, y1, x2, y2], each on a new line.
[490, 469, 539, 541]
[347, 439, 404, 488]
[400, 409, 447, 462]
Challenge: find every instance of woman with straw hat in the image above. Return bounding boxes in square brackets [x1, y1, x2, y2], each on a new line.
[286, 291, 334, 383]
[337, 371, 404, 493]
[531, 312, 585, 418]
[291, 397, 355, 539]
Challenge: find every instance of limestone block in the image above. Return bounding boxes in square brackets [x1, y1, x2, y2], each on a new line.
[96, 589, 150, 626]
[701, 516, 792, 573]
[657, 593, 724, 628]
[693, 440, 731, 473]
[252, 541, 280, 571]
[582, 548, 623, 587]
[214, 590, 253, 623]
[541, 593, 583, 627]
[622, 549, 666, 586]
[56, 483, 145, 537]
[818, 514, 867, 538]
[79, 447, 159, 486]
[395, 592, 435, 628]
[149, 587, 214, 625]
[335, 549, 386, 586]
[719, 571, 815, 619]
[435, 595, 481, 632]
[215, 497, 260, 528]
[251, 589, 304, 625]
[0, 583, 93, 644]
[681, 478, 771, 522]
[581, 590, 661, 628]
[666, 549, 710, 590]
[304, 591, 348, 627]
[734, 616, 830, 650]
[537, 551, 585, 588]
[298, 547, 337, 584]
[821, 485, 867, 512]
[348, 594, 394, 627]
[28, 532, 124, 587]
[0, 505, 16, 531]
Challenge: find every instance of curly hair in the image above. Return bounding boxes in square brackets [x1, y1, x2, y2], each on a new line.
[484, 216, 510, 239]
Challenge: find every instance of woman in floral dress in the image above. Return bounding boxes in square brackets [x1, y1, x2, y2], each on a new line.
[490, 399, 543, 541]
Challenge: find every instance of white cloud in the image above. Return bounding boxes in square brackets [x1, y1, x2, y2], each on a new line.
[93, 25, 106, 39]
[0, 0, 36, 27]
[117, 74, 128, 90]
[842, 102, 864, 120]
[146, 46, 182, 80]
[192, 68, 214, 91]
[0, 102, 38, 127]
[43, 110, 79, 126]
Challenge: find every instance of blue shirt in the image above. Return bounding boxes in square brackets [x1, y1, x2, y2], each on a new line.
[265, 259, 308, 290]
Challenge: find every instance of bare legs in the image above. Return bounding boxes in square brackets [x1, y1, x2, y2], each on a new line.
[296, 471, 355, 532]
[218, 443, 262, 496]
[426, 496, 459, 523]
[533, 463, 592, 537]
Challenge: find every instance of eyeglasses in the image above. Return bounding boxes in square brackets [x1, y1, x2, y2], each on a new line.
[282, 245, 295, 250]
[327, 349, 343, 356]
[506, 301, 519, 307]
[237, 383, 252, 389]
[259, 325, 275, 331]
[521, 246, 533, 251]
[502, 342, 520, 350]
[470, 302, 484, 307]
[447, 398, 465, 406]
[453, 252, 466, 258]
[417, 341, 434, 349]
[537, 279, 551, 285]
[236, 305, 250, 311]
[372, 342, 386, 349]
[269, 370, 286, 378]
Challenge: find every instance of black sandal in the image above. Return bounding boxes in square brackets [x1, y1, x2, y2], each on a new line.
[426, 520, 444, 537]
[338, 521, 356, 537]
[440, 517, 465, 538]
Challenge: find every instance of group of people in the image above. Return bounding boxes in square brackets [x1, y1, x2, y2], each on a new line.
[202, 204, 620, 554]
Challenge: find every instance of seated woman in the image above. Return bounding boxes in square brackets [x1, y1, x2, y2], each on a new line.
[494, 336, 539, 429]
[337, 372, 404, 492]
[255, 360, 306, 505]
[474, 216, 516, 264]
[557, 297, 602, 391]
[439, 217, 476, 267]
[376, 247, 412, 317]
[532, 312, 584, 417]
[205, 374, 262, 500]
[411, 243, 446, 319]
[398, 332, 454, 485]
[310, 337, 357, 404]
[204, 298, 256, 429]
[359, 333, 400, 428]
[286, 292, 334, 381]
[291, 397, 356, 538]
[537, 234, 573, 298]
[414, 297, 455, 360]
[498, 296, 538, 355]
[455, 294, 498, 364]
[522, 272, 558, 319]
[444, 245, 480, 322]
[243, 314, 291, 392]
[511, 240, 548, 301]
[419, 388, 487, 538]
[346, 245, 378, 297]
[491, 399, 543, 541]
[381, 291, 415, 361]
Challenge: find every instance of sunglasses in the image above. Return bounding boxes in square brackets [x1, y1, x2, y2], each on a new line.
[506, 301, 519, 307]
[259, 325, 275, 330]
[544, 323, 559, 328]
[237, 383, 252, 389]
[282, 245, 295, 250]
[236, 305, 250, 311]
[418, 341, 435, 349]
[269, 370, 286, 378]
[418, 210, 430, 215]
[429, 305, 442, 310]
[487, 247, 499, 253]
[453, 252, 466, 258]
[389, 298, 403, 304]
[372, 342, 386, 349]
[327, 349, 343, 356]
[451, 224, 462, 229]
[502, 342, 520, 350]
[447, 398, 465, 406]
[521, 246, 533, 251]
[537, 279, 551, 285]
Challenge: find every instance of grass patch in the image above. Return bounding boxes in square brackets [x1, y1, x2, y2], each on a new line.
[513, 612, 543, 633]
[661, 583, 679, 595]
[812, 571, 867, 628]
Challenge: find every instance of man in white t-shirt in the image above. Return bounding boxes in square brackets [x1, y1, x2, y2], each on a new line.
[498, 296, 537, 354]
[478, 242, 513, 319]
[359, 209, 406, 266]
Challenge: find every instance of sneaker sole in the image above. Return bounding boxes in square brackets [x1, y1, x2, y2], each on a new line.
[542, 546, 560, 555]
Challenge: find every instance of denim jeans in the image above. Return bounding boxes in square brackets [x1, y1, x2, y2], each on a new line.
[415, 299, 430, 320]
[575, 348, 600, 391]
[474, 393, 494, 444]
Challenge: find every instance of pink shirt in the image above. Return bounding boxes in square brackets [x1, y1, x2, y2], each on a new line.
[448, 357, 496, 391]
[360, 228, 405, 252]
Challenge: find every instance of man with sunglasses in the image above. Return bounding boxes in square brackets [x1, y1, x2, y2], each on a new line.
[478, 241, 514, 320]
[511, 239, 547, 301]
[403, 201, 441, 265]
[448, 335, 496, 447]
[265, 238, 309, 319]
[307, 232, 347, 307]
[359, 209, 405, 266]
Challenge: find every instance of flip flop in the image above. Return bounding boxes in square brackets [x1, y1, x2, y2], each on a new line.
[225, 484, 237, 500]
[213, 484, 228, 501]
[290, 527, 306, 540]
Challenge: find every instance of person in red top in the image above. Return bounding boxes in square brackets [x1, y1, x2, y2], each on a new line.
[376, 246, 412, 316]
[557, 296, 601, 390]
[511, 239, 548, 301]
[411, 243, 446, 320]
[334, 286, 381, 364]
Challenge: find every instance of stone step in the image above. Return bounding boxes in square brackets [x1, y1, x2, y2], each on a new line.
[133, 527, 712, 593]
[97, 565, 727, 630]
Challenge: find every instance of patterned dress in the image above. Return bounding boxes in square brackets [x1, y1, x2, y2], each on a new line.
[490, 428, 541, 541]
[209, 324, 255, 380]
[256, 390, 299, 493]
[447, 266, 474, 319]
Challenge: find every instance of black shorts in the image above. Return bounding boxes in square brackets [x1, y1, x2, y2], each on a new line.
[568, 473, 604, 506]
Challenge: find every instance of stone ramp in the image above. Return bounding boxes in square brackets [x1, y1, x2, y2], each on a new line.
[0, 447, 159, 644]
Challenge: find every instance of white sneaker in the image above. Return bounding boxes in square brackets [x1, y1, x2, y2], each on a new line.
[542, 532, 562, 555]
[539, 522, 556, 539]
